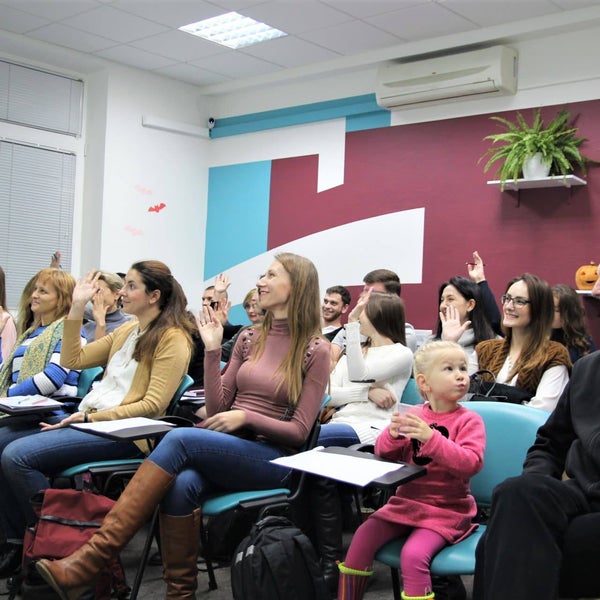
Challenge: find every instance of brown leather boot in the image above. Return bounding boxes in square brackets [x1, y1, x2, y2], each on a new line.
[36, 460, 175, 600]
[160, 508, 201, 598]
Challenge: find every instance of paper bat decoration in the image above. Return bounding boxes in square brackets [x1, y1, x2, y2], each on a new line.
[125, 225, 143, 236]
[148, 203, 166, 213]
[135, 185, 152, 195]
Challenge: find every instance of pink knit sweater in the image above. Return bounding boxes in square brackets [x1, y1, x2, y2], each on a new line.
[373, 403, 485, 543]
[204, 318, 330, 450]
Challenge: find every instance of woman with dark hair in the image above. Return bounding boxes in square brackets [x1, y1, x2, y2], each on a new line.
[0, 266, 17, 365]
[320, 290, 413, 447]
[434, 276, 497, 357]
[551, 283, 595, 363]
[307, 290, 413, 592]
[0, 261, 194, 575]
[469, 273, 572, 411]
[35, 253, 330, 599]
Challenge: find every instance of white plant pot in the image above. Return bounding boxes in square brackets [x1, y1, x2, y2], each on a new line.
[522, 153, 551, 180]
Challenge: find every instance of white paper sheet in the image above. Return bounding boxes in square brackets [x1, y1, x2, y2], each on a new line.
[71, 417, 176, 434]
[0, 395, 63, 410]
[271, 447, 403, 487]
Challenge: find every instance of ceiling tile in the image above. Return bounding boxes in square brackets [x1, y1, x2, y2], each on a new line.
[0, 4, 49, 33]
[440, 0, 560, 27]
[94, 43, 176, 69]
[131, 29, 225, 62]
[61, 4, 169, 43]
[242, 35, 341, 68]
[153, 62, 229, 85]
[28, 22, 117, 52]
[551, 0, 598, 7]
[242, 0, 353, 35]
[321, 0, 429, 19]
[190, 51, 282, 78]
[299, 19, 402, 54]
[0, 0, 99, 21]
[109, 0, 222, 28]
[366, 2, 477, 41]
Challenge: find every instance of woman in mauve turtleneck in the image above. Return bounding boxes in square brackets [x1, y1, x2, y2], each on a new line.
[36, 252, 331, 599]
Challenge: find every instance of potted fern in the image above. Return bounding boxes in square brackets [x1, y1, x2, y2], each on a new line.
[480, 108, 588, 190]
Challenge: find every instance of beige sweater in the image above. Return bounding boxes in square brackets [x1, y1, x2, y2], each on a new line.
[61, 319, 191, 422]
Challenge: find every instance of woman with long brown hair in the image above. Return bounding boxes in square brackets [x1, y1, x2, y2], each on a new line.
[469, 273, 571, 411]
[0, 261, 193, 576]
[36, 252, 330, 599]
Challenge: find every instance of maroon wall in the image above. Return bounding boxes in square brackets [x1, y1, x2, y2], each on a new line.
[269, 100, 600, 342]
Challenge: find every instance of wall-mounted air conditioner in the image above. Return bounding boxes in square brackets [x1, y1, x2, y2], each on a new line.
[375, 46, 517, 110]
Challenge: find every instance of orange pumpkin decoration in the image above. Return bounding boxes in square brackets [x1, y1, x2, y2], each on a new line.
[575, 261, 599, 290]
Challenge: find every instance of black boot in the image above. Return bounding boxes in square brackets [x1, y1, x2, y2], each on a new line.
[0, 542, 21, 578]
[308, 476, 343, 597]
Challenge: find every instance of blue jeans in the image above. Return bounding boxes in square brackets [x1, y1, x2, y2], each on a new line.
[148, 428, 292, 515]
[318, 423, 360, 447]
[0, 420, 142, 541]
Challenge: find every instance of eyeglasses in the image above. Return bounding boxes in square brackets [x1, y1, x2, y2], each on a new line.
[501, 294, 531, 308]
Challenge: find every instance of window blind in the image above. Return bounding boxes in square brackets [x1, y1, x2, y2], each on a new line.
[0, 60, 83, 136]
[0, 141, 75, 311]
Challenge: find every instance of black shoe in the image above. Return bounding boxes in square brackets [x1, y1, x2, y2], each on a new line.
[148, 549, 162, 566]
[431, 574, 467, 600]
[0, 544, 21, 578]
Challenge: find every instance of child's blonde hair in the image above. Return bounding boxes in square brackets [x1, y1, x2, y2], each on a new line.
[413, 340, 466, 399]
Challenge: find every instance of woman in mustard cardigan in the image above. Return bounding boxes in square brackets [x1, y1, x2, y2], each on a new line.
[0, 261, 194, 575]
[468, 272, 571, 412]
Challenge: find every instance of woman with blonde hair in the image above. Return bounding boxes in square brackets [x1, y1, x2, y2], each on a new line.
[0, 268, 80, 399]
[469, 273, 572, 411]
[36, 252, 330, 599]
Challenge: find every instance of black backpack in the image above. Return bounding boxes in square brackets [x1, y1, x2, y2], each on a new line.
[231, 515, 329, 600]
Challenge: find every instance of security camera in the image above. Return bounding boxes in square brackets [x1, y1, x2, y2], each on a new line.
[207, 118, 215, 130]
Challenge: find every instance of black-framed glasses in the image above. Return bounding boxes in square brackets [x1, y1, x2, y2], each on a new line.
[501, 294, 531, 308]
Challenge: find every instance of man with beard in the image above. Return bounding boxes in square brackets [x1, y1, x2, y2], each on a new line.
[322, 285, 351, 341]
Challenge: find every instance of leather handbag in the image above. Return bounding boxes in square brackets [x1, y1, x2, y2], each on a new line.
[468, 370, 532, 405]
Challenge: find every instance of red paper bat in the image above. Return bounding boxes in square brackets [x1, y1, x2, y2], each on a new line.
[148, 203, 166, 213]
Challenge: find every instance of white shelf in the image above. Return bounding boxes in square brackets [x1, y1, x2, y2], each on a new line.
[487, 175, 587, 191]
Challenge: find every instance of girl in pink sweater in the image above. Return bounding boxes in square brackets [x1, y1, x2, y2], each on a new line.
[338, 340, 486, 600]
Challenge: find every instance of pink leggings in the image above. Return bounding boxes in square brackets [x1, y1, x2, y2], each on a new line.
[345, 516, 447, 596]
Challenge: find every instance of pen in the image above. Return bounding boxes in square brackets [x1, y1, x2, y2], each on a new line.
[370, 425, 382, 431]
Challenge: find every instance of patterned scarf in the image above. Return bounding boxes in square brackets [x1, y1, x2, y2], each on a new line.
[0, 319, 65, 397]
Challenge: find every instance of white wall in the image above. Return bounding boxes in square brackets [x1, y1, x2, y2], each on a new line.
[208, 20, 600, 125]
[92, 64, 210, 307]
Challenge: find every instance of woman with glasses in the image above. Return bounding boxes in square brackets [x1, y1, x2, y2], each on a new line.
[468, 273, 571, 411]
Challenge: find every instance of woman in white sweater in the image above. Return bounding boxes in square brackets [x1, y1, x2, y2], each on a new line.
[320, 289, 413, 446]
[309, 289, 413, 592]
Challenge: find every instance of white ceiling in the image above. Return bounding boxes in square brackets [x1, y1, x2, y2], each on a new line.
[0, 0, 598, 92]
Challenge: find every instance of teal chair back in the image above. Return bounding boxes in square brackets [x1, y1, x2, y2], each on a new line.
[166, 374, 195, 415]
[374, 401, 549, 597]
[400, 378, 422, 406]
[76, 366, 104, 397]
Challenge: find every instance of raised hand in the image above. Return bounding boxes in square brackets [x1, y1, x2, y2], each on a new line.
[213, 297, 231, 325]
[91, 289, 109, 323]
[440, 305, 471, 342]
[467, 250, 486, 283]
[213, 273, 230, 297]
[348, 286, 373, 323]
[195, 305, 224, 351]
[72, 271, 102, 308]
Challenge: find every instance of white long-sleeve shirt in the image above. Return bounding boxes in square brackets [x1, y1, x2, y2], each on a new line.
[328, 321, 414, 443]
